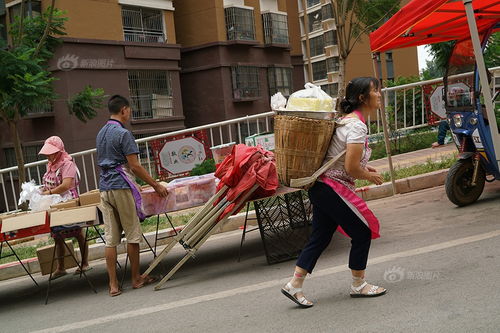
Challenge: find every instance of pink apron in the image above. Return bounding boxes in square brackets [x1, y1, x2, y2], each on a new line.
[321, 111, 380, 239]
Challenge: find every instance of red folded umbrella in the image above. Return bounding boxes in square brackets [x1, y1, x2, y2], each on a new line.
[214, 144, 278, 219]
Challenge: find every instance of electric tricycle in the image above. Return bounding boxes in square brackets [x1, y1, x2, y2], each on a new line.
[444, 25, 500, 206]
[369, 0, 500, 206]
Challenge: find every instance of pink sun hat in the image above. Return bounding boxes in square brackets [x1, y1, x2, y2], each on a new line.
[38, 136, 65, 155]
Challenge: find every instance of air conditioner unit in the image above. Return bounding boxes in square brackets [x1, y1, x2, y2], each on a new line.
[152, 94, 173, 118]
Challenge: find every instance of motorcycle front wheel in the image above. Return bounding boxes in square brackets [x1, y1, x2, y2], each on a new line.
[445, 159, 486, 207]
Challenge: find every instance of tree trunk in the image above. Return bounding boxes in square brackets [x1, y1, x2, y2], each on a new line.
[338, 55, 348, 98]
[8, 120, 26, 189]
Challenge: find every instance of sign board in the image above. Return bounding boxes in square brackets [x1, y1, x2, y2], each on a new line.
[159, 137, 207, 174]
[430, 82, 470, 119]
[245, 133, 275, 151]
[150, 130, 212, 180]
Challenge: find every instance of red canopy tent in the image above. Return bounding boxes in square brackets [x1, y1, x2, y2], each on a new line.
[370, 0, 500, 52]
[368, 0, 500, 195]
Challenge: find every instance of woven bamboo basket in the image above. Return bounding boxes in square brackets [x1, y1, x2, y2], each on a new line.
[274, 115, 335, 186]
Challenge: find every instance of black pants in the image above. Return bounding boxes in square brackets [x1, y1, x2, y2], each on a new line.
[296, 182, 372, 273]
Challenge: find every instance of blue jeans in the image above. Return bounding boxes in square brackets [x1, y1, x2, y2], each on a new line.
[437, 120, 450, 145]
[296, 182, 372, 273]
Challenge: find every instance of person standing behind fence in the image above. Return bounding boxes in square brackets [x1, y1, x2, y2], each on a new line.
[39, 136, 90, 279]
[281, 77, 387, 308]
[96, 95, 168, 297]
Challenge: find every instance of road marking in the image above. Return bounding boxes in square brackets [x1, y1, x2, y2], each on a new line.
[31, 229, 500, 333]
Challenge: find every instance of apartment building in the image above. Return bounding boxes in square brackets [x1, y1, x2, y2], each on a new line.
[0, 0, 184, 168]
[298, 0, 419, 97]
[173, 0, 304, 131]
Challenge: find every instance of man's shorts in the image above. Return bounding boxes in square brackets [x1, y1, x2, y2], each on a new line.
[100, 189, 141, 247]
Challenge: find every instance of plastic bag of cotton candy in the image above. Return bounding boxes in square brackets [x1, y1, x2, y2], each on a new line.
[18, 180, 72, 212]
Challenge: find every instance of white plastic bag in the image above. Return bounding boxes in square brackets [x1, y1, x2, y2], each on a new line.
[18, 180, 42, 206]
[18, 180, 72, 212]
[270, 92, 287, 111]
[286, 83, 334, 112]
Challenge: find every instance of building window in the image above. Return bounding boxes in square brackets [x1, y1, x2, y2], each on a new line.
[324, 30, 338, 46]
[312, 60, 327, 81]
[0, 13, 6, 42]
[231, 66, 260, 99]
[321, 4, 333, 20]
[8, 0, 40, 23]
[26, 103, 53, 116]
[262, 12, 288, 44]
[128, 70, 173, 120]
[268, 67, 292, 97]
[309, 35, 324, 57]
[4, 144, 46, 177]
[307, 10, 322, 33]
[306, 0, 320, 8]
[225, 6, 255, 41]
[121, 6, 165, 43]
[326, 56, 340, 73]
[322, 83, 339, 97]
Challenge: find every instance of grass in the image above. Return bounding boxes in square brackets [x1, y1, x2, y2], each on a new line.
[355, 153, 457, 188]
[0, 212, 198, 265]
[369, 130, 438, 160]
[0, 239, 53, 265]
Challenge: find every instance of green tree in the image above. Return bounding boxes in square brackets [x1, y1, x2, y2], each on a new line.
[421, 59, 445, 80]
[484, 31, 500, 68]
[425, 41, 455, 76]
[424, 32, 499, 78]
[0, 1, 105, 186]
[328, 0, 400, 94]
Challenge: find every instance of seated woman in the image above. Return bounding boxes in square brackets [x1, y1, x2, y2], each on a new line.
[39, 136, 90, 279]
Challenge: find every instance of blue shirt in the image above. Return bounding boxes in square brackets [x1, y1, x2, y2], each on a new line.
[96, 119, 140, 191]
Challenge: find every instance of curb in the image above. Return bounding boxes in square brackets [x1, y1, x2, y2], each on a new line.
[0, 169, 448, 281]
[0, 210, 258, 281]
[355, 168, 449, 201]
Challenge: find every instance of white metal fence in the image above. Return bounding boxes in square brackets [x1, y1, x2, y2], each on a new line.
[1, 67, 499, 212]
[0, 112, 275, 212]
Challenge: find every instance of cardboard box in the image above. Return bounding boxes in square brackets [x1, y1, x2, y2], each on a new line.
[37, 240, 78, 275]
[245, 133, 275, 151]
[50, 205, 98, 227]
[79, 189, 101, 206]
[0, 211, 47, 233]
[51, 199, 80, 209]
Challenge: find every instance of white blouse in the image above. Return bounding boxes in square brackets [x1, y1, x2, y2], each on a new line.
[322, 117, 367, 170]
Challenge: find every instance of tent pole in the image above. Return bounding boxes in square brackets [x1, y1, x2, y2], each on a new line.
[372, 52, 397, 195]
[463, 0, 500, 170]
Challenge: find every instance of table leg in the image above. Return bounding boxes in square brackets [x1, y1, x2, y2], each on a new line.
[5, 240, 39, 288]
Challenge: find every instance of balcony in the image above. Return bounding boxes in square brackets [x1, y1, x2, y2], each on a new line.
[122, 6, 165, 43]
[262, 12, 289, 46]
[225, 6, 256, 42]
[25, 103, 54, 118]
